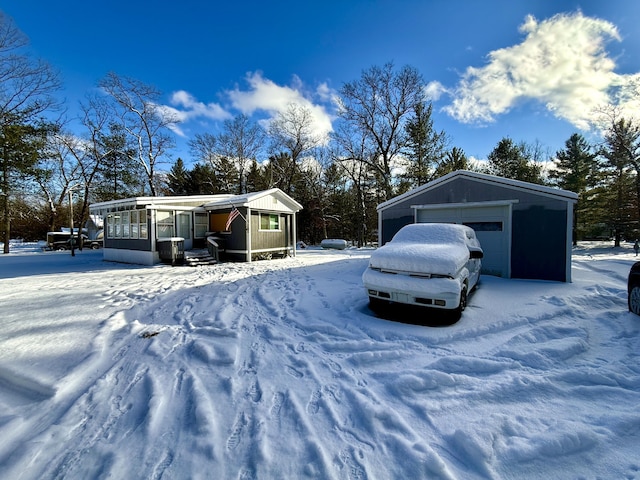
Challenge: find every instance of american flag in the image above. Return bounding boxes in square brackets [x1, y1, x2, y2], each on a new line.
[225, 206, 240, 231]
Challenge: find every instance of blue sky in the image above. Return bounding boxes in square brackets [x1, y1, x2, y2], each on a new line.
[3, 0, 640, 166]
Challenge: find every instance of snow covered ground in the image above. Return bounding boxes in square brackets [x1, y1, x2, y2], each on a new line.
[0, 241, 639, 479]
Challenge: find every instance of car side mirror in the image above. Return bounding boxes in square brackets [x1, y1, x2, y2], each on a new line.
[469, 249, 484, 259]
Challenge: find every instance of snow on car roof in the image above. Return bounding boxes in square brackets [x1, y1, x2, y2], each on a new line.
[391, 223, 471, 244]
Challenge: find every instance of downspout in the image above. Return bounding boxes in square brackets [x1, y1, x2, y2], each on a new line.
[565, 200, 575, 283]
[378, 207, 383, 246]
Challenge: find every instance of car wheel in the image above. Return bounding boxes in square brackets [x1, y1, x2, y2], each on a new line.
[629, 284, 640, 315]
[90, 243, 99, 250]
[56, 246, 67, 251]
[456, 287, 468, 313]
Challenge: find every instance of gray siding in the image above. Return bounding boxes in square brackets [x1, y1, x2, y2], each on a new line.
[381, 177, 571, 282]
[250, 212, 287, 250]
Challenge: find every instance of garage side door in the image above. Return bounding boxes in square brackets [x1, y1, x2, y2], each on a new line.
[416, 205, 510, 278]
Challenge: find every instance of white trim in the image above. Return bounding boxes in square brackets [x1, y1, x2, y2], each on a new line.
[225, 249, 249, 255]
[103, 248, 158, 266]
[246, 206, 252, 263]
[411, 200, 519, 210]
[292, 214, 297, 257]
[251, 247, 294, 254]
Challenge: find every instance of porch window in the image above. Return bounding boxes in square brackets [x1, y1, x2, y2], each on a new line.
[130, 210, 139, 239]
[114, 213, 122, 237]
[260, 213, 280, 231]
[157, 211, 175, 238]
[139, 212, 148, 239]
[121, 211, 130, 238]
[106, 210, 147, 239]
[107, 213, 115, 238]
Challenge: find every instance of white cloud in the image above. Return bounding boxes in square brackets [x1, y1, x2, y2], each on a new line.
[424, 81, 447, 101]
[444, 12, 638, 130]
[161, 74, 335, 142]
[169, 90, 231, 122]
[226, 72, 334, 142]
[156, 91, 231, 137]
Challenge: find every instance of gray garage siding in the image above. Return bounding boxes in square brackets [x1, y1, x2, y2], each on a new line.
[379, 172, 576, 282]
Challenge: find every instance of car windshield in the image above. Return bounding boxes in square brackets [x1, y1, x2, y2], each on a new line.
[391, 224, 465, 245]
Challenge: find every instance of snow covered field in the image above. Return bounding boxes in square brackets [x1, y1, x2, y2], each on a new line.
[0, 242, 639, 479]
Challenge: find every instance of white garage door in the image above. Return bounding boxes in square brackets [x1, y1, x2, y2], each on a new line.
[415, 202, 512, 278]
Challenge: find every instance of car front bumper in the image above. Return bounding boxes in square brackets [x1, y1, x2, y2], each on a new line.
[362, 268, 463, 310]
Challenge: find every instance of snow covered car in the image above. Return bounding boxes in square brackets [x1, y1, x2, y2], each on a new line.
[628, 261, 640, 315]
[363, 223, 483, 316]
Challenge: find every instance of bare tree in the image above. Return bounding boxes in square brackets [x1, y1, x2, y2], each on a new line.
[98, 72, 177, 196]
[190, 114, 264, 194]
[268, 103, 322, 194]
[337, 62, 425, 200]
[218, 114, 264, 194]
[331, 121, 378, 247]
[0, 12, 61, 253]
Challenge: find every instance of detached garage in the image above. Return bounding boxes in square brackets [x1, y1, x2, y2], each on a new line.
[377, 170, 578, 282]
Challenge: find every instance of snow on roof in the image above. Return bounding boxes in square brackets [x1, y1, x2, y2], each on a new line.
[89, 188, 302, 212]
[203, 188, 303, 212]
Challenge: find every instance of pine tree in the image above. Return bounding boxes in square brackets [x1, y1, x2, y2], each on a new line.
[549, 133, 597, 243]
[167, 158, 190, 195]
[433, 147, 469, 178]
[94, 126, 142, 200]
[403, 102, 447, 186]
[486, 138, 543, 184]
[600, 119, 640, 245]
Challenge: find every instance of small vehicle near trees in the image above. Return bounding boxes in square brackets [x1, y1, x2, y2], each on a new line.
[362, 223, 483, 318]
[45, 231, 102, 250]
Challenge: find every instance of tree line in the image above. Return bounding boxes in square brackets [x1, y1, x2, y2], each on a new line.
[1, 12, 639, 253]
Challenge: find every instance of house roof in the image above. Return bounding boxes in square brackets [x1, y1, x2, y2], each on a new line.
[89, 194, 234, 210]
[203, 188, 303, 212]
[89, 188, 303, 213]
[378, 170, 579, 211]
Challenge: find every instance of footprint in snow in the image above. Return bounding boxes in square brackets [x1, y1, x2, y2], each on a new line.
[226, 412, 247, 450]
[270, 391, 285, 417]
[307, 390, 322, 415]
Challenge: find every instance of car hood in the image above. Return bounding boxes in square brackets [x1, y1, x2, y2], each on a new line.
[369, 243, 470, 277]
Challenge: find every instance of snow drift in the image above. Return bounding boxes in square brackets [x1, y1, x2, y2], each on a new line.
[0, 242, 639, 479]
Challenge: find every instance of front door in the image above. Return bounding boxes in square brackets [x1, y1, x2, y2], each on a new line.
[177, 212, 192, 250]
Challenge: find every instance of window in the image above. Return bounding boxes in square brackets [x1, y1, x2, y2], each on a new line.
[121, 211, 130, 238]
[157, 211, 175, 238]
[107, 214, 115, 238]
[260, 213, 280, 231]
[139, 216, 148, 239]
[130, 210, 139, 239]
[464, 221, 503, 232]
[114, 213, 122, 237]
[194, 213, 208, 238]
[105, 209, 148, 239]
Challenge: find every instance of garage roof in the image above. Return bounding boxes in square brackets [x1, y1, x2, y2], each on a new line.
[378, 170, 578, 211]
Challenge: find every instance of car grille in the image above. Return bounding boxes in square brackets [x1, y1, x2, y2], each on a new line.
[370, 267, 451, 279]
